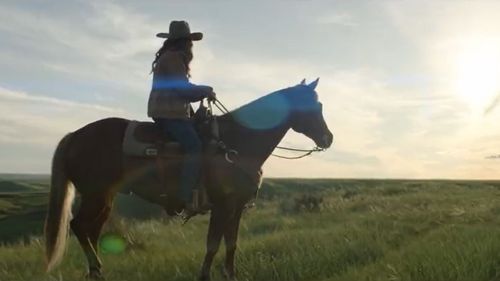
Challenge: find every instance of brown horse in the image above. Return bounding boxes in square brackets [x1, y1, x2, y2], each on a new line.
[44, 78, 333, 281]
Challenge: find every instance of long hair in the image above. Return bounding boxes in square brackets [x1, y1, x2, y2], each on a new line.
[151, 38, 193, 77]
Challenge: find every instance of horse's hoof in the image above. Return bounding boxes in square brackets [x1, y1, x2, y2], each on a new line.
[199, 274, 210, 281]
[220, 265, 237, 281]
[225, 274, 238, 281]
[85, 269, 105, 280]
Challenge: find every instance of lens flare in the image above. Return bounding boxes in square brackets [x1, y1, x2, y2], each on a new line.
[99, 233, 127, 254]
[233, 93, 290, 130]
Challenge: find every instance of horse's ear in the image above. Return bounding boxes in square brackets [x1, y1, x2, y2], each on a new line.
[300, 78, 306, 85]
[308, 78, 320, 90]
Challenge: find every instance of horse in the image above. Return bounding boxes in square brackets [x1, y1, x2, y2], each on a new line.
[44, 78, 333, 281]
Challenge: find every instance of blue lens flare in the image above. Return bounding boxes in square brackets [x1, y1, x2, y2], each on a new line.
[232, 85, 320, 130]
[233, 93, 290, 130]
[152, 76, 197, 90]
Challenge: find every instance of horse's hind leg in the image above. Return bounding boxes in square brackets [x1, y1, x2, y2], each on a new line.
[71, 193, 113, 280]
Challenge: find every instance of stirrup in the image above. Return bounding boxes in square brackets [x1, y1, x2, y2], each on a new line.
[178, 208, 197, 225]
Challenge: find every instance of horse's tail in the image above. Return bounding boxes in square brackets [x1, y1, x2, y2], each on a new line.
[45, 133, 75, 272]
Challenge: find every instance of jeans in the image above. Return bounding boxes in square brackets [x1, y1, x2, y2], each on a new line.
[153, 118, 202, 204]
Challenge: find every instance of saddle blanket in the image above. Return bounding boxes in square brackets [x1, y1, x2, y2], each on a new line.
[122, 120, 182, 157]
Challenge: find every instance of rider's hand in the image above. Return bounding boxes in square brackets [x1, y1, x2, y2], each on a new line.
[207, 90, 217, 102]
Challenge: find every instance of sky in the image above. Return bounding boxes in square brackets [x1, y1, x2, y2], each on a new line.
[0, 0, 499, 179]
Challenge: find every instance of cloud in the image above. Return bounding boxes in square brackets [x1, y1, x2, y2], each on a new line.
[0, 2, 158, 100]
[0, 87, 119, 113]
[316, 12, 358, 27]
[484, 93, 500, 115]
[1, 1, 499, 178]
[0, 87, 124, 145]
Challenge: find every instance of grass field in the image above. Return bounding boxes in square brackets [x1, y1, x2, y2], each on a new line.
[1, 176, 500, 281]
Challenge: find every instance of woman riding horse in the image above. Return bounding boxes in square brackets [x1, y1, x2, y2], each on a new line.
[148, 20, 216, 214]
[45, 78, 333, 280]
[44, 21, 333, 281]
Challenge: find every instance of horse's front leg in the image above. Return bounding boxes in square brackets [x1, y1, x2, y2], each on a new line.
[200, 207, 227, 281]
[222, 207, 243, 281]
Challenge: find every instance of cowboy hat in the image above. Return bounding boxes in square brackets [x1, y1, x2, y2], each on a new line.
[156, 20, 203, 41]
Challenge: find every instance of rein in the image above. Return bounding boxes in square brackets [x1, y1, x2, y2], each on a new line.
[210, 98, 325, 160]
[273, 146, 325, 159]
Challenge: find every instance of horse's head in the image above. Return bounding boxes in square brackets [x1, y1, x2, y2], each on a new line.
[286, 78, 333, 149]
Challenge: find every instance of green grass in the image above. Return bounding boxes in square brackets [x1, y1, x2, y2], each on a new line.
[1, 179, 500, 280]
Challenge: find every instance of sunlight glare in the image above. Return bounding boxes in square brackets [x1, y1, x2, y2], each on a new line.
[454, 41, 500, 109]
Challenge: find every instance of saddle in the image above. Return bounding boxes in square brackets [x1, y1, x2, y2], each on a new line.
[123, 121, 182, 157]
[123, 104, 217, 157]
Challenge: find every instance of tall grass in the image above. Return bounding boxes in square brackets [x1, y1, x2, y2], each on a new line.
[1, 180, 500, 280]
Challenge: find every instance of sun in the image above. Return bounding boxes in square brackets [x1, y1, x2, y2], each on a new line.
[454, 41, 500, 109]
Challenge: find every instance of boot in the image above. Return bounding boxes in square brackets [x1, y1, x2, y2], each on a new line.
[186, 188, 213, 213]
[179, 190, 201, 224]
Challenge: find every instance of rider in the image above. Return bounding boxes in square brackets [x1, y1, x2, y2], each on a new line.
[147, 20, 216, 214]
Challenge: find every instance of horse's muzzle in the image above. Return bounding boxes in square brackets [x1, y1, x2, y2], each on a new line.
[319, 132, 334, 149]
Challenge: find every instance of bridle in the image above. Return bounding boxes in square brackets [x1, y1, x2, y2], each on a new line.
[209, 98, 328, 161]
